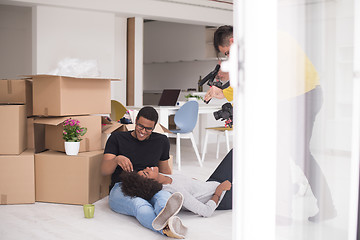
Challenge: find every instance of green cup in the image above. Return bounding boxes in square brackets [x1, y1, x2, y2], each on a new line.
[83, 204, 95, 218]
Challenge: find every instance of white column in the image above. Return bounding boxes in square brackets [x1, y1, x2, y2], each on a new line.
[349, 0, 360, 239]
[232, 0, 277, 239]
[134, 17, 144, 107]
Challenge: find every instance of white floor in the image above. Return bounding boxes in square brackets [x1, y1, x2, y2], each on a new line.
[0, 141, 232, 240]
[0, 141, 353, 240]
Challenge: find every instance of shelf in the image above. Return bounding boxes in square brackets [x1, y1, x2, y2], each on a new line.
[143, 58, 219, 64]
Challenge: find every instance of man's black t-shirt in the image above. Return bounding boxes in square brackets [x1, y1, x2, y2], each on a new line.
[104, 131, 170, 190]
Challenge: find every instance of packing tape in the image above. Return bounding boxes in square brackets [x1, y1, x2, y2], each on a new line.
[7, 80, 12, 94]
[44, 108, 48, 116]
[1, 194, 7, 204]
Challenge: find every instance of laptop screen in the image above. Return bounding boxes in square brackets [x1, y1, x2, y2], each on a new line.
[158, 89, 181, 106]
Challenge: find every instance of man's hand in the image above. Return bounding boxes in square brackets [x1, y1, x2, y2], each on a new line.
[204, 86, 225, 102]
[115, 155, 134, 172]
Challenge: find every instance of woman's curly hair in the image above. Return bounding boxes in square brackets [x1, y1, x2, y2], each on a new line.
[120, 171, 163, 201]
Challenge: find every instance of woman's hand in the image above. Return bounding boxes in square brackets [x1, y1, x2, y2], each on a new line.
[115, 155, 134, 172]
[215, 180, 232, 196]
[219, 180, 232, 191]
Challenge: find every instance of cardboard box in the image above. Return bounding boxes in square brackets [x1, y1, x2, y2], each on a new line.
[0, 150, 35, 204]
[101, 119, 171, 149]
[28, 75, 113, 116]
[0, 105, 27, 154]
[33, 115, 102, 153]
[35, 150, 110, 205]
[0, 79, 33, 116]
[27, 117, 35, 149]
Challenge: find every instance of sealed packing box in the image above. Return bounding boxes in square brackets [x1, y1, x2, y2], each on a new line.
[0, 150, 35, 204]
[33, 115, 102, 153]
[0, 105, 27, 154]
[35, 150, 110, 205]
[29, 75, 113, 116]
[0, 79, 33, 116]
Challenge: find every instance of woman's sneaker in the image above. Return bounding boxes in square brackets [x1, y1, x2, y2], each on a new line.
[163, 216, 188, 239]
[152, 192, 184, 231]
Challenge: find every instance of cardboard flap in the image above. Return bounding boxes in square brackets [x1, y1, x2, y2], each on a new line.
[23, 74, 121, 81]
[124, 124, 135, 131]
[102, 122, 122, 134]
[34, 117, 68, 126]
[158, 124, 172, 133]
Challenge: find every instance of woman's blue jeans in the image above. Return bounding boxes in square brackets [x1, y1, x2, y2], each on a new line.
[109, 182, 171, 234]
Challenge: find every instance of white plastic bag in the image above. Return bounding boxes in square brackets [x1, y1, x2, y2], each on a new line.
[48, 58, 101, 78]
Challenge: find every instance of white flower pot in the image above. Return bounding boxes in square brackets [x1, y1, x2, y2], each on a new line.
[187, 97, 198, 102]
[64, 142, 80, 156]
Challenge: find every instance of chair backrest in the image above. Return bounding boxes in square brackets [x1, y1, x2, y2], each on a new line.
[174, 101, 199, 133]
[111, 100, 127, 121]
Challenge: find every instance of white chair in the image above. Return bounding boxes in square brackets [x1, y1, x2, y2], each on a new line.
[201, 126, 233, 162]
[168, 101, 202, 170]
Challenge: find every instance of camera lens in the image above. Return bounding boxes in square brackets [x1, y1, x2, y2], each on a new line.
[213, 110, 221, 120]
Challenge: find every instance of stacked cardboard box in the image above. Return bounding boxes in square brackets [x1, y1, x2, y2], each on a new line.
[1, 75, 169, 206]
[0, 79, 34, 204]
[27, 75, 114, 205]
[0, 76, 116, 205]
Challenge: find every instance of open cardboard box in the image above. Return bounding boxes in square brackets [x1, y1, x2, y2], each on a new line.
[0, 150, 35, 204]
[30, 115, 172, 153]
[0, 79, 33, 116]
[26, 75, 119, 116]
[33, 115, 102, 153]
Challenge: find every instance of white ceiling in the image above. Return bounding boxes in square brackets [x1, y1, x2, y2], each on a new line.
[155, 0, 233, 11]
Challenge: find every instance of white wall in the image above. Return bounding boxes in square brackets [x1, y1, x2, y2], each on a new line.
[143, 61, 217, 91]
[144, 21, 208, 63]
[1, 1, 232, 106]
[134, 17, 144, 107]
[0, 5, 32, 79]
[33, 6, 116, 77]
[112, 16, 127, 104]
[143, 21, 218, 93]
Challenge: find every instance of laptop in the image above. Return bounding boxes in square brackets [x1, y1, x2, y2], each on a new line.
[158, 89, 181, 106]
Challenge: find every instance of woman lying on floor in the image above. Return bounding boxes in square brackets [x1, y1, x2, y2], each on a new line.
[121, 149, 233, 217]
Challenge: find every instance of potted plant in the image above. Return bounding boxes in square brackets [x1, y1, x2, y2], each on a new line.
[185, 94, 203, 102]
[62, 118, 87, 156]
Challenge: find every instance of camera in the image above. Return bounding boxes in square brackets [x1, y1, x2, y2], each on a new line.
[213, 102, 233, 127]
[198, 64, 230, 104]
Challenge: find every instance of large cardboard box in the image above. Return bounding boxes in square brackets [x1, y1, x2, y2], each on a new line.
[33, 115, 102, 153]
[0, 105, 27, 154]
[35, 150, 110, 205]
[0, 150, 35, 204]
[0, 79, 33, 116]
[29, 75, 113, 116]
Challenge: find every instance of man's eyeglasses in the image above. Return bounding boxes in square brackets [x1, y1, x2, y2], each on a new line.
[136, 123, 153, 132]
